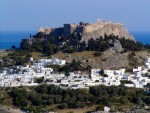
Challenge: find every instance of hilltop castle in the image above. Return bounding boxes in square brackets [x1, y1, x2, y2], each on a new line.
[21, 20, 135, 48]
[38, 20, 135, 42]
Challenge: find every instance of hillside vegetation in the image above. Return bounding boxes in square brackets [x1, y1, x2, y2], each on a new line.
[0, 84, 150, 113]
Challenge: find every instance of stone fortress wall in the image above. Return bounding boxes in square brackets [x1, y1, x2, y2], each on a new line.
[38, 20, 135, 42]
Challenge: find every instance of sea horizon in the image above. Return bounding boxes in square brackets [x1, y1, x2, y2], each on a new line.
[0, 31, 150, 50]
[0, 31, 36, 49]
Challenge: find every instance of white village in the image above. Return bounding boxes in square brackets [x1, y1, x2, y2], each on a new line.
[0, 57, 150, 89]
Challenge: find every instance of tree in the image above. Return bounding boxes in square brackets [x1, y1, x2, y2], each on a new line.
[96, 104, 104, 111]
[26, 53, 32, 58]
[14, 97, 29, 107]
[58, 103, 68, 109]
[79, 41, 86, 51]
[10, 88, 28, 98]
[11, 45, 16, 50]
[35, 84, 48, 94]
[145, 83, 150, 88]
[34, 77, 44, 83]
[58, 59, 83, 73]
[94, 52, 102, 57]
[99, 69, 104, 75]
[10, 88, 30, 107]
[101, 74, 108, 77]
[54, 95, 62, 103]
[30, 94, 43, 106]
[120, 97, 128, 104]
[86, 65, 92, 72]
[47, 99, 54, 105]
[120, 38, 143, 51]
[88, 38, 95, 51]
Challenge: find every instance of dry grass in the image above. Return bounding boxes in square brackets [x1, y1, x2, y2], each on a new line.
[56, 106, 96, 113]
[0, 91, 12, 105]
[135, 50, 150, 58]
[52, 51, 96, 59]
[30, 52, 49, 60]
[110, 102, 134, 112]
[0, 50, 12, 58]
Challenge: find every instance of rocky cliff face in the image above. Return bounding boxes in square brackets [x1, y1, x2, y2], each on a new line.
[81, 21, 135, 42]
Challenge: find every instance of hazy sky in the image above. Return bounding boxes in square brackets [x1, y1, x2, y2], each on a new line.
[0, 0, 150, 32]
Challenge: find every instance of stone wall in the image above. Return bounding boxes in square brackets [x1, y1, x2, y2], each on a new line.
[63, 24, 79, 36]
[50, 28, 64, 37]
[39, 27, 52, 34]
[38, 21, 135, 42]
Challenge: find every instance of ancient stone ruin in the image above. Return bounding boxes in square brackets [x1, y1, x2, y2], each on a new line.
[39, 20, 135, 42]
[21, 20, 135, 48]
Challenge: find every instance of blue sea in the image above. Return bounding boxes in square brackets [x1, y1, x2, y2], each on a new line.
[131, 32, 150, 44]
[0, 31, 150, 49]
[0, 31, 36, 49]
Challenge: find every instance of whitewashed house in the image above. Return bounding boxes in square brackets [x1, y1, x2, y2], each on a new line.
[104, 106, 110, 112]
[145, 58, 150, 69]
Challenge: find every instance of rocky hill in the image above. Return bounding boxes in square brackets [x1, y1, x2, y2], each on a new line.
[52, 49, 150, 70]
[39, 20, 135, 42]
[81, 21, 135, 42]
[21, 20, 135, 48]
[19, 21, 145, 70]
